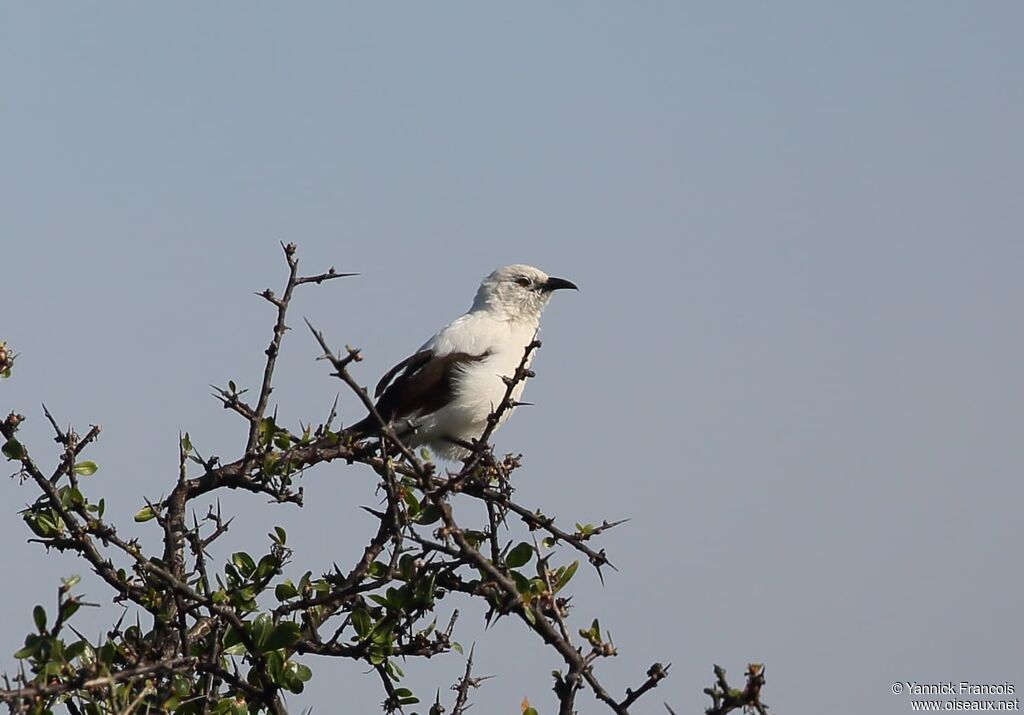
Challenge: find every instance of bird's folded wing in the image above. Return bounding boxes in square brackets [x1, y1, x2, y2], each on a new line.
[374, 350, 434, 397]
[375, 349, 491, 422]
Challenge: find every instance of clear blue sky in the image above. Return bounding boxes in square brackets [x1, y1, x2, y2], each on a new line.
[3, 3, 1022, 713]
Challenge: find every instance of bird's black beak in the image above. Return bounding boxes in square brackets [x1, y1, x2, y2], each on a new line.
[542, 276, 579, 292]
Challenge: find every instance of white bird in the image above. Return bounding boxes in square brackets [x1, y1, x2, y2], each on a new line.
[347, 265, 578, 460]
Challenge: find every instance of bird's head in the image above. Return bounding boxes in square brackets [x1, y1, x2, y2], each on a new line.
[471, 264, 578, 320]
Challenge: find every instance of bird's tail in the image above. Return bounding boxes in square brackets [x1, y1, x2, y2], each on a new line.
[340, 416, 377, 441]
[339, 416, 419, 449]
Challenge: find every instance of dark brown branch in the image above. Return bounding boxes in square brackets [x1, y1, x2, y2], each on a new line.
[246, 241, 300, 459]
[304, 318, 426, 470]
[451, 644, 493, 715]
[0, 657, 197, 702]
[619, 662, 670, 711]
[703, 663, 769, 715]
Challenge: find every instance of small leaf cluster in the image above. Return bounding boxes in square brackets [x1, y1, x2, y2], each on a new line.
[0, 340, 14, 379]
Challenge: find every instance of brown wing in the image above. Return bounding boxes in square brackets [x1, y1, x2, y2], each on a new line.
[376, 350, 490, 422]
[348, 349, 490, 435]
[374, 350, 433, 398]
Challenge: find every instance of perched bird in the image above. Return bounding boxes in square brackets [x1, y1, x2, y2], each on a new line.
[347, 265, 578, 460]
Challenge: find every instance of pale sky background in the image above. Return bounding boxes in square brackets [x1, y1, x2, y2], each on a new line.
[2, 4, 1022, 714]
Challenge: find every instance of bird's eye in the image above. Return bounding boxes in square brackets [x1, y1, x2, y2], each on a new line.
[515, 277, 531, 287]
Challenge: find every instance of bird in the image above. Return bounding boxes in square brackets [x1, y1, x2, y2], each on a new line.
[346, 264, 578, 460]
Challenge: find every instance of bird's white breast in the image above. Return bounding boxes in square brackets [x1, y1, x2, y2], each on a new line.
[414, 311, 539, 457]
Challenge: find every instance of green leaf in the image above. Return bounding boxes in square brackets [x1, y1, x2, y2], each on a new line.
[262, 622, 301, 652]
[351, 608, 372, 639]
[388, 586, 411, 609]
[510, 570, 532, 594]
[280, 659, 313, 693]
[293, 662, 312, 682]
[222, 626, 246, 656]
[579, 617, 602, 645]
[401, 490, 421, 518]
[223, 625, 243, 648]
[250, 614, 272, 650]
[231, 552, 256, 578]
[370, 619, 394, 646]
[23, 513, 52, 538]
[14, 635, 40, 659]
[387, 660, 404, 679]
[59, 485, 84, 509]
[554, 560, 579, 593]
[59, 599, 81, 623]
[256, 554, 279, 581]
[172, 675, 190, 697]
[274, 581, 298, 601]
[38, 511, 63, 536]
[33, 605, 47, 633]
[72, 460, 98, 476]
[272, 526, 287, 545]
[134, 506, 157, 523]
[265, 649, 285, 682]
[368, 644, 388, 665]
[216, 697, 248, 715]
[395, 688, 419, 705]
[64, 640, 89, 661]
[399, 554, 416, 579]
[463, 530, 486, 548]
[416, 504, 442, 525]
[506, 542, 534, 568]
[257, 418, 275, 446]
[234, 586, 258, 612]
[2, 439, 25, 461]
